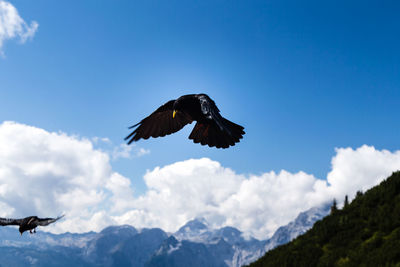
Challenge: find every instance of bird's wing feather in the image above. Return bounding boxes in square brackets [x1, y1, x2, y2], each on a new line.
[35, 215, 65, 226]
[125, 100, 193, 144]
[0, 217, 23, 226]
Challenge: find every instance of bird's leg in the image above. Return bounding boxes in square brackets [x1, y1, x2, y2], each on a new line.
[33, 228, 36, 233]
[29, 230, 33, 234]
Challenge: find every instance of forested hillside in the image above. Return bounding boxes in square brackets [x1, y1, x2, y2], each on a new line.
[250, 171, 400, 267]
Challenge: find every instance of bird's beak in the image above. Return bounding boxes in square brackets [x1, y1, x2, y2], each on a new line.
[173, 110, 177, 118]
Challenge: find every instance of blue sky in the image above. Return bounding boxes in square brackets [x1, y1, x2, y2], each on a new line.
[1, 0, 400, 235]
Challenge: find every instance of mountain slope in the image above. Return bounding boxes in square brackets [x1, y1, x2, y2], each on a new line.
[250, 171, 400, 267]
[263, 204, 330, 252]
[145, 205, 330, 267]
[146, 236, 227, 267]
[147, 218, 268, 267]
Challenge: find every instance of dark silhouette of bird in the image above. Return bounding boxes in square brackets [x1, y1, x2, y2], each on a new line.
[125, 94, 245, 148]
[0, 215, 65, 235]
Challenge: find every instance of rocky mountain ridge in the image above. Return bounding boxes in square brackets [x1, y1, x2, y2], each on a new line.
[0, 204, 329, 266]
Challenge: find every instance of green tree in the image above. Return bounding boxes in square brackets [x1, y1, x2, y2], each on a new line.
[344, 195, 349, 208]
[331, 198, 338, 214]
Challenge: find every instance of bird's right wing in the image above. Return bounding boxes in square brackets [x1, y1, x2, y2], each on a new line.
[0, 217, 23, 226]
[125, 100, 193, 144]
[35, 215, 65, 226]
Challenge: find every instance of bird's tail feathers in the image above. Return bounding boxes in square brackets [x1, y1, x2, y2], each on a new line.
[221, 118, 245, 138]
[189, 120, 244, 149]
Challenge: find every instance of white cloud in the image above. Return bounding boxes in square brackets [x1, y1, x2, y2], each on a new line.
[0, 0, 38, 54]
[91, 137, 111, 144]
[136, 147, 150, 157]
[113, 146, 400, 239]
[114, 160, 325, 238]
[1, 121, 400, 239]
[112, 144, 133, 160]
[0, 121, 120, 233]
[326, 146, 400, 199]
[105, 173, 136, 213]
[112, 144, 150, 160]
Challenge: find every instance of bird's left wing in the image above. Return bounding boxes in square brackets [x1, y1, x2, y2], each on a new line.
[125, 100, 193, 144]
[35, 215, 65, 226]
[0, 217, 23, 226]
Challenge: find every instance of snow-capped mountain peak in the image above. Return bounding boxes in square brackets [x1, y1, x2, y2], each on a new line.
[174, 217, 211, 242]
[264, 203, 330, 251]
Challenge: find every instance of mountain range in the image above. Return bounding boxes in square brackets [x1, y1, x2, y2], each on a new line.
[0, 204, 330, 267]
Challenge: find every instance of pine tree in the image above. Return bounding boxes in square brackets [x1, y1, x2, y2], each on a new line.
[330, 198, 338, 214]
[344, 195, 349, 208]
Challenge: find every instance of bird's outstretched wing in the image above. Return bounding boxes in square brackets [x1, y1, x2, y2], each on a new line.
[125, 100, 193, 144]
[0, 217, 23, 226]
[35, 215, 65, 226]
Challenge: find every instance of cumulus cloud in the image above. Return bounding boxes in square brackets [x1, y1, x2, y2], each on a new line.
[326, 146, 400, 199]
[0, 121, 121, 233]
[1, 121, 400, 239]
[114, 146, 400, 239]
[0, 0, 38, 54]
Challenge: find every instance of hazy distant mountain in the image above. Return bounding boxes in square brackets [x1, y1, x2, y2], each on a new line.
[148, 218, 268, 267]
[264, 204, 331, 252]
[0, 204, 329, 267]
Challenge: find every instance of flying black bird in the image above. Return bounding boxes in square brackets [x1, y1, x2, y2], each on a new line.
[125, 94, 245, 149]
[0, 215, 65, 235]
